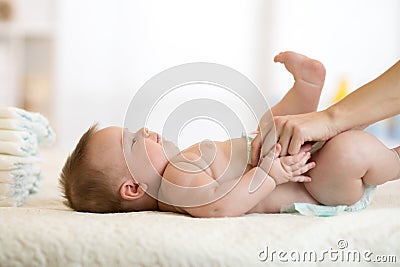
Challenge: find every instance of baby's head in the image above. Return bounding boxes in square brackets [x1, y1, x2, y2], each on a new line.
[60, 124, 170, 213]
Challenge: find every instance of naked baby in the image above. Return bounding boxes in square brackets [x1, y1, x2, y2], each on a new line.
[60, 51, 400, 217]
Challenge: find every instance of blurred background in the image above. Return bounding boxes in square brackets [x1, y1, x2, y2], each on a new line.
[0, 0, 399, 152]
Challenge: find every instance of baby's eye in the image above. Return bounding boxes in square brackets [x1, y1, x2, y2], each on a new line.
[131, 137, 137, 149]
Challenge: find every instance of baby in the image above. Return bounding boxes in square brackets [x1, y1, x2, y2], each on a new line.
[60, 51, 400, 216]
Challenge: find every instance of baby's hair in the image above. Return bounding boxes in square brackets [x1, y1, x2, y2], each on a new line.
[59, 123, 123, 213]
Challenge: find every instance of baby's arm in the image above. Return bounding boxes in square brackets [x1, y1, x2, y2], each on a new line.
[161, 152, 277, 218]
[182, 166, 276, 218]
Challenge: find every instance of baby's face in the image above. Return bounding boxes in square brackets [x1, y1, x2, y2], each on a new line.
[122, 127, 170, 180]
[88, 126, 170, 185]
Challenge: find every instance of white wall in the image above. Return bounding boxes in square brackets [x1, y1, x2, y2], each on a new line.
[54, 0, 400, 151]
[54, 0, 267, 150]
[267, 0, 400, 108]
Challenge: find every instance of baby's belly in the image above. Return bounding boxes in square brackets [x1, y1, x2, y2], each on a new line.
[248, 182, 319, 214]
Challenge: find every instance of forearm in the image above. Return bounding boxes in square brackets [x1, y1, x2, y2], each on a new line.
[327, 60, 400, 132]
[192, 167, 276, 217]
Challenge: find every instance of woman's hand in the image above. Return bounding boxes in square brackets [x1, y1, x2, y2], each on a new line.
[274, 110, 340, 156]
[259, 143, 315, 185]
[250, 110, 333, 165]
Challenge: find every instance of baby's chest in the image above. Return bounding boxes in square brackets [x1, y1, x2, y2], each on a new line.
[208, 148, 251, 182]
[180, 139, 250, 181]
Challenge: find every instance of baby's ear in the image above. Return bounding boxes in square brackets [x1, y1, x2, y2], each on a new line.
[119, 180, 146, 200]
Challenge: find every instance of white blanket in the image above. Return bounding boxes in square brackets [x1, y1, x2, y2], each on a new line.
[0, 149, 399, 266]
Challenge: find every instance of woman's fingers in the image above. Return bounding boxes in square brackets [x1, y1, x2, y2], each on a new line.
[274, 117, 293, 156]
[276, 111, 337, 156]
[288, 128, 306, 156]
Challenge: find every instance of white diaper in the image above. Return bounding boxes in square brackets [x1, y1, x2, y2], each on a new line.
[0, 140, 39, 157]
[0, 107, 54, 207]
[0, 154, 41, 171]
[281, 184, 377, 217]
[0, 107, 56, 146]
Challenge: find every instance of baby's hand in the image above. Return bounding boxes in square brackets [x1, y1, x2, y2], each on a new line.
[260, 143, 315, 185]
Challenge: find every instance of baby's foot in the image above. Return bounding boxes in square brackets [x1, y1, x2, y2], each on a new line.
[274, 51, 326, 89]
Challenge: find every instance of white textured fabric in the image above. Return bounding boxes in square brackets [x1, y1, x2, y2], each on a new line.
[0, 149, 399, 267]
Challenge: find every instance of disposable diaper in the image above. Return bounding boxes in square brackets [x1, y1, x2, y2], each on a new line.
[0, 107, 56, 146]
[281, 185, 377, 217]
[0, 190, 30, 207]
[0, 107, 55, 207]
[0, 154, 41, 171]
[0, 164, 43, 206]
[0, 140, 38, 157]
[0, 167, 41, 183]
[0, 129, 36, 143]
[0, 175, 37, 198]
[0, 191, 30, 207]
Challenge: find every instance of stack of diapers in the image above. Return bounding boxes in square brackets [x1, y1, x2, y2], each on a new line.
[0, 107, 55, 207]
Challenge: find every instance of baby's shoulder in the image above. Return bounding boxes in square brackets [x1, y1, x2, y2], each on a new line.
[167, 151, 211, 173]
[159, 151, 216, 208]
[162, 152, 212, 185]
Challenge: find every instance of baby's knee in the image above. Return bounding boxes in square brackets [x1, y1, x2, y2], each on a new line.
[330, 130, 378, 146]
[323, 130, 378, 165]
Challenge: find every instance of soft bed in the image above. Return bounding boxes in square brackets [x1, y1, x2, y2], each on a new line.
[1, 149, 399, 266]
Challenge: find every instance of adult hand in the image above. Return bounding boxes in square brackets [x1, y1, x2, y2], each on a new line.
[250, 109, 325, 166]
[274, 110, 340, 156]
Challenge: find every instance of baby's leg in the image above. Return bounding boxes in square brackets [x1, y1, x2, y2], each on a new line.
[304, 130, 400, 206]
[271, 51, 326, 116]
